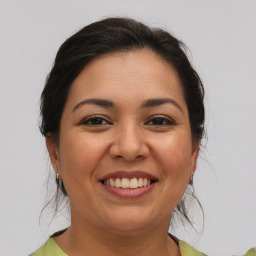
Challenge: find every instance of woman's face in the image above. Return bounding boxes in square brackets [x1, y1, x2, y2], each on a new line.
[47, 49, 199, 234]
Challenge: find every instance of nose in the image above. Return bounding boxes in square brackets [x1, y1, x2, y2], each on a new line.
[109, 123, 149, 162]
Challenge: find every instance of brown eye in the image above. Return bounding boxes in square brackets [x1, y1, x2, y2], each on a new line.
[86, 118, 105, 125]
[80, 116, 111, 126]
[145, 116, 176, 126]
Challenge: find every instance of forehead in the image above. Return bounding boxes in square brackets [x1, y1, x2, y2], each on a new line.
[66, 49, 186, 108]
[76, 49, 179, 84]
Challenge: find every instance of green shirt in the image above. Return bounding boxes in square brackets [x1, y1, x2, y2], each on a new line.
[29, 237, 256, 256]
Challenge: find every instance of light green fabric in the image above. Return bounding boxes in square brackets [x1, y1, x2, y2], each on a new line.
[30, 237, 256, 256]
[30, 238, 67, 256]
[30, 237, 205, 256]
[243, 248, 256, 256]
[178, 240, 207, 256]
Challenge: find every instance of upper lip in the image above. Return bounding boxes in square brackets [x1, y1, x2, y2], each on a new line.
[98, 170, 158, 181]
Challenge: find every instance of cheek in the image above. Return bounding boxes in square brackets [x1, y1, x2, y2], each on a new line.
[58, 132, 106, 181]
[155, 133, 193, 180]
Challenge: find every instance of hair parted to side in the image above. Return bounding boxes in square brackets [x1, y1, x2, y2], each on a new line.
[40, 17, 205, 228]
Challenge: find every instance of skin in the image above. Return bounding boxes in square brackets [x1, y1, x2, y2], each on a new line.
[47, 49, 199, 256]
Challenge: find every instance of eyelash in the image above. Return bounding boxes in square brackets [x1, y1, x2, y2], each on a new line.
[145, 115, 176, 126]
[79, 115, 111, 126]
[79, 115, 176, 127]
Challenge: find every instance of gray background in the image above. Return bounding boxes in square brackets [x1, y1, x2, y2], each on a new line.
[0, 1, 255, 255]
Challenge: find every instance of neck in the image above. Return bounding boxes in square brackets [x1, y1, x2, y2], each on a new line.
[54, 212, 180, 256]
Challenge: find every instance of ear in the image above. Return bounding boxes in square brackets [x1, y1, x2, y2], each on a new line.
[190, 143, 200, 175]
[46, 134, 62, 179]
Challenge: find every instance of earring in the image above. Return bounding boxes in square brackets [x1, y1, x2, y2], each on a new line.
[55, 172, 67, 195]
[56, 172, 60, 186]
[189, 173, 194, 185]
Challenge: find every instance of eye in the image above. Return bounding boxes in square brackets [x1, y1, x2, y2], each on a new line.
[145, 115, 176, 126]
[79, 115, 111, 126]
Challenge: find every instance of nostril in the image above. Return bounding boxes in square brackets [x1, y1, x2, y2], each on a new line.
[114, 155, 123, 159]
[136, 154, 146, 159]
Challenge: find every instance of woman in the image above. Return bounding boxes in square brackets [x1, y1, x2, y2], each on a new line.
[30, 17, 255, 256]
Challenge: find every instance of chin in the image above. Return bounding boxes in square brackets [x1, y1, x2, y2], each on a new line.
[100, 207, 166, 234]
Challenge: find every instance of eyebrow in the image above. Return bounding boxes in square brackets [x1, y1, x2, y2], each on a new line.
[72, 97, 183, 114]
[72, 98, 114, 112]
[141, 98, 183, 113]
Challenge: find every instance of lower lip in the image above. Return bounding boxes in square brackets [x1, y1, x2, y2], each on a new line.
[101, 183, 156, 198]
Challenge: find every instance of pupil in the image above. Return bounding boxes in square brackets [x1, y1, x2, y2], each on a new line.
[92, 118, 102, 124]
[153, 118, 163, 125]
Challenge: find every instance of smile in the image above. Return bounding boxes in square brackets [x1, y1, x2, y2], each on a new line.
[103, 177, 153, 189]
[99, 171, 158, 198]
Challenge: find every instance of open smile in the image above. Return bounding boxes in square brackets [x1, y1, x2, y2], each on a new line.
[99, 171, 158, 198]
[103, 177, 153, 189]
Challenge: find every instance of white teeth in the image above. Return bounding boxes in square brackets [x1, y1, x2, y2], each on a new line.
[121, 178, 130, 188]
[110, 178, 115, 187]
[130, 178, 138, 188]
[138, 178, 143, 187]
[115, 178, 122, 188]
[143, 178, 147, 187]
[103, 177, 152, 189]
